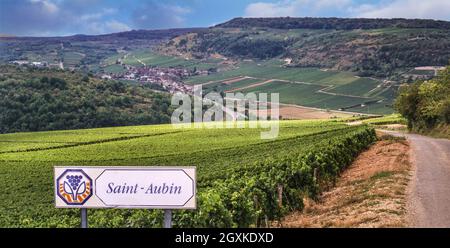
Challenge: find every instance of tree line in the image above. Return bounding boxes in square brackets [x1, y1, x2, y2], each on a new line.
[0, 65, 173, 133]
[217, 17, 450, 30]
[395, 66, 450, 134]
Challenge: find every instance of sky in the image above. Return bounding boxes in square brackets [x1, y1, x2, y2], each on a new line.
[0, 0, 449, 36]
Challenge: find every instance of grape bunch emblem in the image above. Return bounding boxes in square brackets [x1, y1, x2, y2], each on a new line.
[67, 175, 84, 192]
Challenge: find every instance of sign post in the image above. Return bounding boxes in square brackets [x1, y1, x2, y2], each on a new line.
[54, 166, 196, 228]
[164, 210, 172, 228]
[81, 208, 88, 228]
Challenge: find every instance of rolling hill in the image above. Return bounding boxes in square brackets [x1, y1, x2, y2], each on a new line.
[0, 65, 173, 133]
[0, 28, 203, 71]
[159, 17, 450, 78]
[1, 18, 448, 116]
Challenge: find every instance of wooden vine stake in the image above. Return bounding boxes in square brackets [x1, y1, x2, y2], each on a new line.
[254, 195, 259, 227]
[277, 184, 283, 208]
[313, 168, 318, 183]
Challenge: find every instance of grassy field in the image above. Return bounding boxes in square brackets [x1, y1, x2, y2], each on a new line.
[346, 86, 397, 115]
[103, 64, 127, 73]
[100, 46, 394, 114]
[102, 53, 124, 66]
[103, 49, 393, 114]
[181, 59, 393, 114]
[120, 50, 218, 70]
[0, 120, 376, 227]
[185, 60, 361, 85]
[362, 114, 406, 125]
[202, 77, 263, 93]
[63, 52, 84, 68]
[327, 78, 380, 97]
[234, 80, 369, 110]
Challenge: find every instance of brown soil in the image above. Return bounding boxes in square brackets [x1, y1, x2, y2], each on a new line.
[279, 106, 352, 119]
[225, 79, 274, 93]
[221, 76, 248, 85]
[346, 121, 363, 126]
[278, 136, 411, 227]
[379, 124, 407, 130]
[200, 76, 244, 86]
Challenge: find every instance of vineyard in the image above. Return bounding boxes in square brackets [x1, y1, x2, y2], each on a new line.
[362, 114, 407, 126]
[0, 120, 376, 227]
[180, 59, 396, 115]
[99, 49, 397, 114]
[117, 50, 219, 70]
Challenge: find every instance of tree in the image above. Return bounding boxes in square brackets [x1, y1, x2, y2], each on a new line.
[395, 66, 450, 131]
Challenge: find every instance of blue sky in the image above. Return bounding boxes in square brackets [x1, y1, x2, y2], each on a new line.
[1, 0, 449, 36]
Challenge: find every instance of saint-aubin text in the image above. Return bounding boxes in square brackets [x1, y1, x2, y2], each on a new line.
[106, 182, 182, 195]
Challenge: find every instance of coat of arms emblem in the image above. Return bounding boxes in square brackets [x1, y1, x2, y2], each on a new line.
[56, 169, 92, 205]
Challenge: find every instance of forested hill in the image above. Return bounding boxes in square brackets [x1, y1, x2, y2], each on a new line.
[215, 17, 450, 30]
[0, 28, 205, 72]
[0, 65, 173, 133]
[0, 28, 203, 42]
[160, 17, 450, 78]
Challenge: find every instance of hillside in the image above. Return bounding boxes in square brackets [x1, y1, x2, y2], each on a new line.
[0, 65, 173, 133]
[160, 17, 450, 78]
[216, 17, 450, 30]
[0, 28, 203, 72]
[2, 18, 448, 116]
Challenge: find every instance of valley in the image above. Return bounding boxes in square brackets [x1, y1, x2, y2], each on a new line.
[2, 18, 449, 116]
[0, 16, 449, 229]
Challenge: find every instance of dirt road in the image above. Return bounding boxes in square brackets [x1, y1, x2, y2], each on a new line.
[380, 130, 450, 227]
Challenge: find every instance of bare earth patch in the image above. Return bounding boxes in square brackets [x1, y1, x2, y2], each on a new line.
[378, 124, 408, 131]
[224, 79, 274, 92]
[221, 76, 248, 85]
[278, 135, 411, 227]
[279, 106, 352, 119]
[246, 105, 351, 120]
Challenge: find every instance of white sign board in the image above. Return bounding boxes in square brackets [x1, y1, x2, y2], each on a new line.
[54, 166, 196, 209]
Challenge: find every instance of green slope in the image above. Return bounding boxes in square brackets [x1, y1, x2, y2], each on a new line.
[0, 120, 376, 227]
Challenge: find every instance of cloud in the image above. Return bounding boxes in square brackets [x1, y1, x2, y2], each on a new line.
[350, 0, 450, 21]
[0, 0, 130, 36]
[0, 0, 192, 36]
[105, 20, 131, 33]
[245, 1, 298, 17]
[0, 0, 63, 35]
[315, 0, 351, 9]
[132, 2, 191, 29]
[28, 0, 59, 14]
[244, 0, 449, 21]
[86, 20, 130, 34]
[80, 8, 117, 21]
[244, 0, 351, 17]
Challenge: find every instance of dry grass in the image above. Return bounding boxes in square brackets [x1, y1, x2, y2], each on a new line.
[278, 135, 411, 227]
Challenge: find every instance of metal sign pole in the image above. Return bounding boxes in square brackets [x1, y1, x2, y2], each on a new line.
[164, 209, 172, 228]
[81, 208, 88, 228]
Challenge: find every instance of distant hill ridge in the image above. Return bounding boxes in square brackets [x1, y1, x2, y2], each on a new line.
[0, 28, 204, 41]
[157, 17, 450, 78]
[216, 17, 450, 30]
